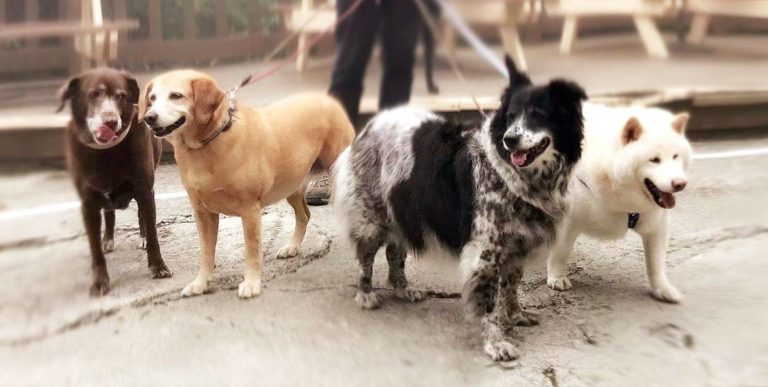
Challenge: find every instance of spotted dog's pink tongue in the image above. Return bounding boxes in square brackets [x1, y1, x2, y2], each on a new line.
[659, 192, 676, 209]
[96, 125, 117, 142]
[511, 151, 528, 167]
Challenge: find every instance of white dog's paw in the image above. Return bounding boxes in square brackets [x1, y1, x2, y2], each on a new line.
[237, 279, 262, 299]
[101, 238, 115, 253]
[483, 338, 521, 362]
[394, 288, 426, 303]
[547, 276, 572, 291]
[355, 291, 380, 309]
[651, 284, 682, 303]
[276, 244, 299, 259]
[137, 237, 147, 250]
[181, 278, 209, 297]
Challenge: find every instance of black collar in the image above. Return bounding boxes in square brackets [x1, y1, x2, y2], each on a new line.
[200, 90, 237, 146]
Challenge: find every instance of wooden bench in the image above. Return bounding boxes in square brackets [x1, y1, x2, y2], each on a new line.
[687, 0, 768, 44]
[279, 0, 337, 72]
[547, 0, 679, 59]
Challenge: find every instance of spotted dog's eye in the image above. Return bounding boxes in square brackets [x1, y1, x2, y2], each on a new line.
[673, 154, 679, 160]
[169, 92, 183, 100]
[89, 90, 103, 99]
[530, 107, 546, 119]
[650, 157, 661, 163]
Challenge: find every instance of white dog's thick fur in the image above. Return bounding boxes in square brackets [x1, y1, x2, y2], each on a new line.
[546, 102, 692, 303]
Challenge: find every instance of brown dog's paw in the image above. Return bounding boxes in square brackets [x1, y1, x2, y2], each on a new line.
[101, 238, 115, 253]
[150, 263, 173, 279]
[89, 278, 111, 297]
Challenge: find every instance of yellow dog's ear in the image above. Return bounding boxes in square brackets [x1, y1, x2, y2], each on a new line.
[138, 81, 153, 121]
[191, 77, 225, 126]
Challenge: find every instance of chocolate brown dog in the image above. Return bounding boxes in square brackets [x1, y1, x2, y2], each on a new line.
[58, 68, 172, 296]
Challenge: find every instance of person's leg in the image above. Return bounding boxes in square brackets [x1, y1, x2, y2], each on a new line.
[328, 0, 379, 126]
[379, 0, 422, 110]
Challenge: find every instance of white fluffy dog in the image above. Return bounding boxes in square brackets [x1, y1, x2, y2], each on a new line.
[546, 103, 692, 303]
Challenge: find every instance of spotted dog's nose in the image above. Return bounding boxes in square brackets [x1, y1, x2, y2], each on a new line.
[502, 134, 520, 150]
[671, 178, 687, 192]
[143, 112, 158, 126]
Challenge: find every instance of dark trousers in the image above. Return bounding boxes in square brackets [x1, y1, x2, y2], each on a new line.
[328, 0, 423, 128]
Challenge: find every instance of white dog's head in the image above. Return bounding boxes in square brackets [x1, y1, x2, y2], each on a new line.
[139, 70, 226, 147]
[613, 108, 692, 210]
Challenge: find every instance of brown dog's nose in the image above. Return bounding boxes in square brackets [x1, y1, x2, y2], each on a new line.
[104, 120, 118, 130]
[671, 178, 687, 192]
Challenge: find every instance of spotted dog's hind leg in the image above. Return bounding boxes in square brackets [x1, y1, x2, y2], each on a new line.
[354, 233, 385, 309]
[499, 260, 539, 328]
[386, 243, 425, 303]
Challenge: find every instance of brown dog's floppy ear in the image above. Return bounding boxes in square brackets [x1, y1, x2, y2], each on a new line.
[191, 77, 225, 126]
[671, 112, 689, 135]
[121, 71, 140, 105]
[622, 117, 643, 145]
[138, 81, 153, 120]
[56, 77, 80, 113]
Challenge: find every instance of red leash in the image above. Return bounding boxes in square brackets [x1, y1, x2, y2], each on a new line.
[237, 0, 369, 89]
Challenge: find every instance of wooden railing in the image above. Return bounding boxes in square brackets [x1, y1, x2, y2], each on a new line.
[0, 0, 289, 77]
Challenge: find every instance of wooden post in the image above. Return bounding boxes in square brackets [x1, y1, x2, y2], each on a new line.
[182, 1, 197, 39]
[687, 14, 710, 44]
[214, 0, 228, 37]
[148, 0, 162, 41]
[25, 0, 40, 48]
[295, 0, 315, 72]
[499, 0, 527, 71]
[112, 0, 127, 60]
[560, 16, 579, 54]
[633, 15, 669, 58]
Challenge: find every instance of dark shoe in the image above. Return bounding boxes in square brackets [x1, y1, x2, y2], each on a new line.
[306, 174, 331, 206]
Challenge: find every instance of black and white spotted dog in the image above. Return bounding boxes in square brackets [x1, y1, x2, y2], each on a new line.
[333, 56, 586, 362]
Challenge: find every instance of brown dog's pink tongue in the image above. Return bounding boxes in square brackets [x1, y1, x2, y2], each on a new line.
[659, 192, 676, 209]
[511, 151, 528, 166]
[97, 125, 117, 142]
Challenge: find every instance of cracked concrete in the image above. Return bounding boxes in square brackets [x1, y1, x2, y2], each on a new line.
[0, 134, 767, 386]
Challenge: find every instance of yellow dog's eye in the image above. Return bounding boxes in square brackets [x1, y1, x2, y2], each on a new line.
[170, 92, 183, 100]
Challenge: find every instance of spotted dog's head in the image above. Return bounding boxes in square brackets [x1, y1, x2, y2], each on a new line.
[138, 70, 225, 146]
[57, 68, 140, 148]
[490, 56, 586, 174]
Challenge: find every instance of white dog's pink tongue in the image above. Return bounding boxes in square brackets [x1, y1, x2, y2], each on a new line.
[659, 192, 676, 209]
[96, 125, 117, 142]
[511, 151, 528, 166]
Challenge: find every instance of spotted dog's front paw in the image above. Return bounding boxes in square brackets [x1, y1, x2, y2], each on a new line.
[101, 238, 115, 253]
[355, 291, 380, 309]
[484, 338, 521, 362]
[181, 278, 209, 297]
[651, 283, 682, 303]
[276, 244, 299, 259]
[237, 278, 262, 299]
[547, 275, 572, 291]
[394, 288, 426, 303]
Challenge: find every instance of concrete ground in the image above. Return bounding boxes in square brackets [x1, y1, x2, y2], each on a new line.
[0, 128, 767, 386]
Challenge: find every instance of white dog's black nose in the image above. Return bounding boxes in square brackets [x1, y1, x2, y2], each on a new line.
[143, 112, 158, 126]
[502, 134, 520, 150]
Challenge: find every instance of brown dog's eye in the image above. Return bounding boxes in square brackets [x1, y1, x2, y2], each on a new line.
[89, 90, 103, 99]
[115, 91, 127, 100]
[170, 92, 183, 100]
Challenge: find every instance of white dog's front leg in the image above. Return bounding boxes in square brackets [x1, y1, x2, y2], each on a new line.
[547, 223, 579, 291]
[639, 214, 681, 303]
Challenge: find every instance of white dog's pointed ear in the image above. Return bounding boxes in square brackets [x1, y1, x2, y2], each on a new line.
[621, 117, 642, 145]
[671, 112, 690, 135]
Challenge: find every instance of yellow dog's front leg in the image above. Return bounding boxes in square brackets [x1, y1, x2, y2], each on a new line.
[238, 205, 263, 299]
[182, 206, 219, 297]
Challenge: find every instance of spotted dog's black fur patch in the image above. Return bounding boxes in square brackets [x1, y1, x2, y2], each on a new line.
[334, 56, 586, 362]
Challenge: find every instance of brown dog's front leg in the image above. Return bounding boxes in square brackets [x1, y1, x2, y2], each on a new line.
[136, 190, 172, 279]
[238, 205, 263, 299]
[82, 202, 109, 296]
[181, 206, 219, 297]
[102, 210, 115, 253]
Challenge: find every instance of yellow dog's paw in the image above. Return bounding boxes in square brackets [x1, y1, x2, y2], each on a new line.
[276, 244, 300, 259]
[181, 278, 209, 297]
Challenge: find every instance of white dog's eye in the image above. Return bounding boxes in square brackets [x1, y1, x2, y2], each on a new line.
[170, 92, 183, 100]
[673, 154, 678, 160]
[650, 157, 661, 163]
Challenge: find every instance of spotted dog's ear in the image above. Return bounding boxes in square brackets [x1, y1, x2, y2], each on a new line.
[547, 79, 587, 164]
[191, 77, 225, 126]
[138, 81, 153, 121]
[56, 76, 80, 113]
[504, 55, 531, 91]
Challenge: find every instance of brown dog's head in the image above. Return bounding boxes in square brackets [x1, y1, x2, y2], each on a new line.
[57, 68, 140, 148]
[139, 70, 225, 144]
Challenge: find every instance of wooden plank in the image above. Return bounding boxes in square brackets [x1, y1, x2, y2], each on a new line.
[182, 1, 197, 39]
[25, 0, 40, 47]
[546, 0, 677, 17]
[633, 16, 669, 58]
[559, 16, 578, 54]
[687, 0, 768, 18]
[120, 35, 281, 63]
[0, 20, 139, 40]
[148, 0, 162, 40]
[214, 0, 228, 37]
[0, 46, 70, 73]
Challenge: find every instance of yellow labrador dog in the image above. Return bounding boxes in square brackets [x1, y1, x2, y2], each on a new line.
[139, 70, 354, 298]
